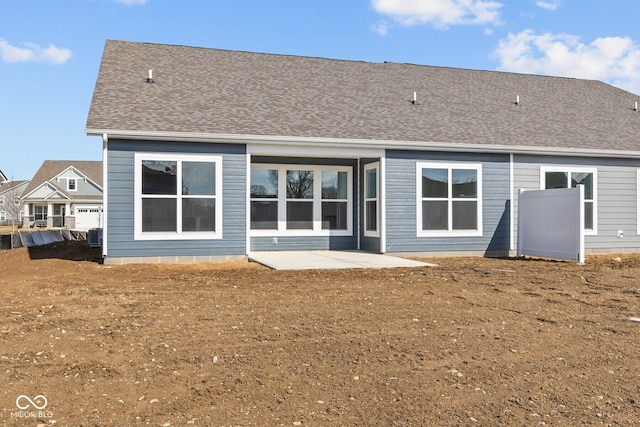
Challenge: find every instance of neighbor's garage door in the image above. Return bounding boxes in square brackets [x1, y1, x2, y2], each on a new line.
[75, 206, 103, 231]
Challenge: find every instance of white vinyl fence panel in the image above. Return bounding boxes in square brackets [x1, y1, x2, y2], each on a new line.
[517, 186, 584, 263]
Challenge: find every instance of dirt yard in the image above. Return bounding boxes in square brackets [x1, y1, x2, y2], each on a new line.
[1, 241, 640, 426]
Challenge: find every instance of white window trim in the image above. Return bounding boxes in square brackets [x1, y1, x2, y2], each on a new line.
[67, 178, 77, 192]
[134, 153, 223, 241]
[540, 166, 597, 236]
[250, 163, 353, 237]
[364, 162, 380, 238]
[416, 162, 483, 238]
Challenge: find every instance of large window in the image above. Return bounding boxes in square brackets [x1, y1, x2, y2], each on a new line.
[321, 170, 348, 230]
[34, 205, 47, 222]
[364, 162, 379, 237]
[541, 166, 596, 233]
[250, 169, 278, 230]
[135, 153, 222, 240]
[417, 162, 482, 237]
[287, 170, 314, 229]
[250, 164, 352, 235]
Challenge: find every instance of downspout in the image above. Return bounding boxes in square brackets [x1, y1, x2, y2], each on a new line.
[357, 158, 361, 250]
[509, 153, 515, 252]
[102, 133, 108, 259]
[246, 151, 251, 256]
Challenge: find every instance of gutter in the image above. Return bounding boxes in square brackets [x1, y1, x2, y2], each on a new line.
[86, 128, 640, 160]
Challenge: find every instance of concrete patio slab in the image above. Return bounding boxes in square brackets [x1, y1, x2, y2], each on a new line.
[249, 250, 436, 270]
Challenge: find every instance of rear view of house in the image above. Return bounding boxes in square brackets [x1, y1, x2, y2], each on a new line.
[86, 40, 640, 264]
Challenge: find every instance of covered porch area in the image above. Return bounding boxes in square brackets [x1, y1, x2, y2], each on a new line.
[247, 143, 386, 254]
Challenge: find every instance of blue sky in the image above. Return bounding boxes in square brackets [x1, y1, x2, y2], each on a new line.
[2, 0, 640, 180]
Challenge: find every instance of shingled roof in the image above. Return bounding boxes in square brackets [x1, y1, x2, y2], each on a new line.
[86, 40, 640, 155]
[0, 179, 28, 195]
[22, 160, 103, 196]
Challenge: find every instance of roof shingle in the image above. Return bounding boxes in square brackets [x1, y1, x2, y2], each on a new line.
[22, 160, 103, 196]
[86, 40, 640, 153]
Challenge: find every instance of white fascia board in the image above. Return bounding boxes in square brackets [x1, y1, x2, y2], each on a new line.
[44, 192, 71, 201]
[22, 182, 70, 201]
[87, 129, 640, 160]
[247, 143, 384, 158]
[67, 199, 103, 204]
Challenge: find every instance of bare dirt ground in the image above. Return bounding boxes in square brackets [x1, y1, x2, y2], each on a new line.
[1, 240, 640, 426]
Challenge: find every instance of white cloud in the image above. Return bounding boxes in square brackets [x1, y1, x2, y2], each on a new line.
[371, 0, 503, 29]
[493, 29, 640, 94]
[372, 20, 389, 36]
[0, 38, 72, 64]
[536, 1, 561, 11]
[115, 0, 147, 4]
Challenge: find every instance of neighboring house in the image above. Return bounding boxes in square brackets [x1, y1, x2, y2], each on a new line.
[0, 178, 29, 226]
[21, 160, 103, 231]
[85, 40, 640, 264]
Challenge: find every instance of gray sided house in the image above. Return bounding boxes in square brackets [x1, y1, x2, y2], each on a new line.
[21, 160, 103, 231]
[0, 179, 29, 226]
[86, 40, 640, 264]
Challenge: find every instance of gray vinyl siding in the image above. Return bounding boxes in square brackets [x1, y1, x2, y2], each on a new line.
[55, 169, 102, 196]
[71, 179, 102, 197]
[105, 139, 246, 260]
[251, 235, 356, 251]
[513, 155, 640, 254]
[385, 150, 511, 255]
[249, 156, 359, 251]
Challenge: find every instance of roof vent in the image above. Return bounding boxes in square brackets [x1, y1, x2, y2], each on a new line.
[411, 92, 419, 105]
[515, 95, 520, 106]
[635, 101, 638, 112]
[146, 69, 154, 83]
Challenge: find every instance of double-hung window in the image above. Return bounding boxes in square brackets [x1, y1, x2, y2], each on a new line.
[250, 169, 278, 230]
[34, 205, 47, 222]
[321, 170, 349, 230]
[250, 164, 352, 235]
[364, 162, 379, 237]
[541, 166, 596, 234]
[135, 153, 222, 240]
[417, 162, 482, 237]
[286, 170, 314, 229]
[67, 178, 77, 191]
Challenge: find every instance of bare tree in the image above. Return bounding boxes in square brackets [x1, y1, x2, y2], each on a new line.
[3, 186, 24, 232]
[286, 170, 313, 198]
